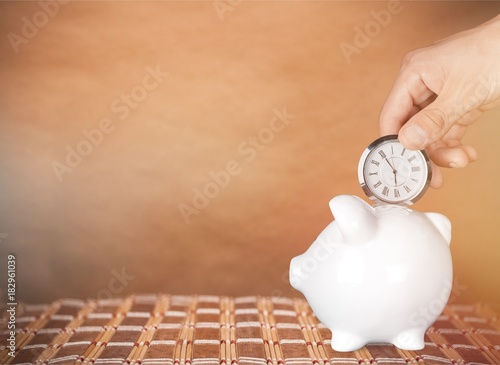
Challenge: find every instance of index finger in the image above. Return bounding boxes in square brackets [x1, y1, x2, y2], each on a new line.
[379, 70, 436, 136]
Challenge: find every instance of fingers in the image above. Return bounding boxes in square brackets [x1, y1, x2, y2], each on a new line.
[429, 162, 443, 189]
[378, 15, 500, 190]
[428, 145, 477, 189]
[456, 108, 483, 126]
[428, 144, 478, 168]
[398, 92, 462, 150]
[379, 64, 437, 136]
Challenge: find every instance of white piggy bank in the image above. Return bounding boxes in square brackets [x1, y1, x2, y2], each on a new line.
[290, 195, 452, 352]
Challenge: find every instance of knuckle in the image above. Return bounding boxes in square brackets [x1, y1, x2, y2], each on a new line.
[421, 108, 449, 137]
[401, 49, 422, 69]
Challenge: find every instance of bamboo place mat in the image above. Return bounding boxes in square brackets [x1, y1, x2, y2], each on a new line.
[1, 295, 500, 365]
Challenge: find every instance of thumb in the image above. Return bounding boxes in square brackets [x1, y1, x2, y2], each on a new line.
[398, 100, 460, 150]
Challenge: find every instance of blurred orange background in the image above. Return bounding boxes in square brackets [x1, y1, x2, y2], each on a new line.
[0, 1, 499, 305]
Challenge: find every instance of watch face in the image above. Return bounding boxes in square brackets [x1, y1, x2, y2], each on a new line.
[358, 135, 432, 205]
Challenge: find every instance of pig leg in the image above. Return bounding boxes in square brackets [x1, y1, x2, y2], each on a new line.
[330, 330, 366, 352]
[392, 329, 425, 350]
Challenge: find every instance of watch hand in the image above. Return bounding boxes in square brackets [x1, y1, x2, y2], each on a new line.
[384, 157, 399, 187]
[384, 158, 396, 172]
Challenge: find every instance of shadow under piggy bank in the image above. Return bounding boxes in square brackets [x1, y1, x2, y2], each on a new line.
[289, 195, 452, 352]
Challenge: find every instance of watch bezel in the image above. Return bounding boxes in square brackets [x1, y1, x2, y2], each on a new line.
[357, 135, 432, 206]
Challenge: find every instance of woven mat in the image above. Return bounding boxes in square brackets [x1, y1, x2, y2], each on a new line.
[1, 295, 500, 365]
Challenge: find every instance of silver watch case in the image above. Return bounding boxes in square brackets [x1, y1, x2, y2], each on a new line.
[357, 135, 432, 206]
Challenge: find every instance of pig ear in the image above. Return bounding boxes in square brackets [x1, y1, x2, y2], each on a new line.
[329, 195, 375, 243]
[425, 213, 452, 246]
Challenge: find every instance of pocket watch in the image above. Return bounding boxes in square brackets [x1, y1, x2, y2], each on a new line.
[358, 135, 432, 205]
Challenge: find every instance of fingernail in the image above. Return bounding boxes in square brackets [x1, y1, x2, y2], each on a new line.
[402, 125, 427, 149]
[449, 160, 466, 168]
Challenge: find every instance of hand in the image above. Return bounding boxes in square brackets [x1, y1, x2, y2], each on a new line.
[379, 14, 500, 188]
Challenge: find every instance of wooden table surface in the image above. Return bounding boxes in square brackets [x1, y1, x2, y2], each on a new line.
[1, 295, 500, 365]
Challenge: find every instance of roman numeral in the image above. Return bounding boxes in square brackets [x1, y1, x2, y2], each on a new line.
[371, 160, 380, 166]
[408, 155, 416, 163]
[401, 148, 406, 156]
[411, 166, 420, 172]
[369, 172, 378, 176]
[404, 185, 411, 193]
[394, 189, 400, 198]
[378, 150, 386, 159]
[411, 178, 419, 183]
[374, 181, 382, 188]
[382, 186, 389, 196]
[391, 146, 394, 154]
